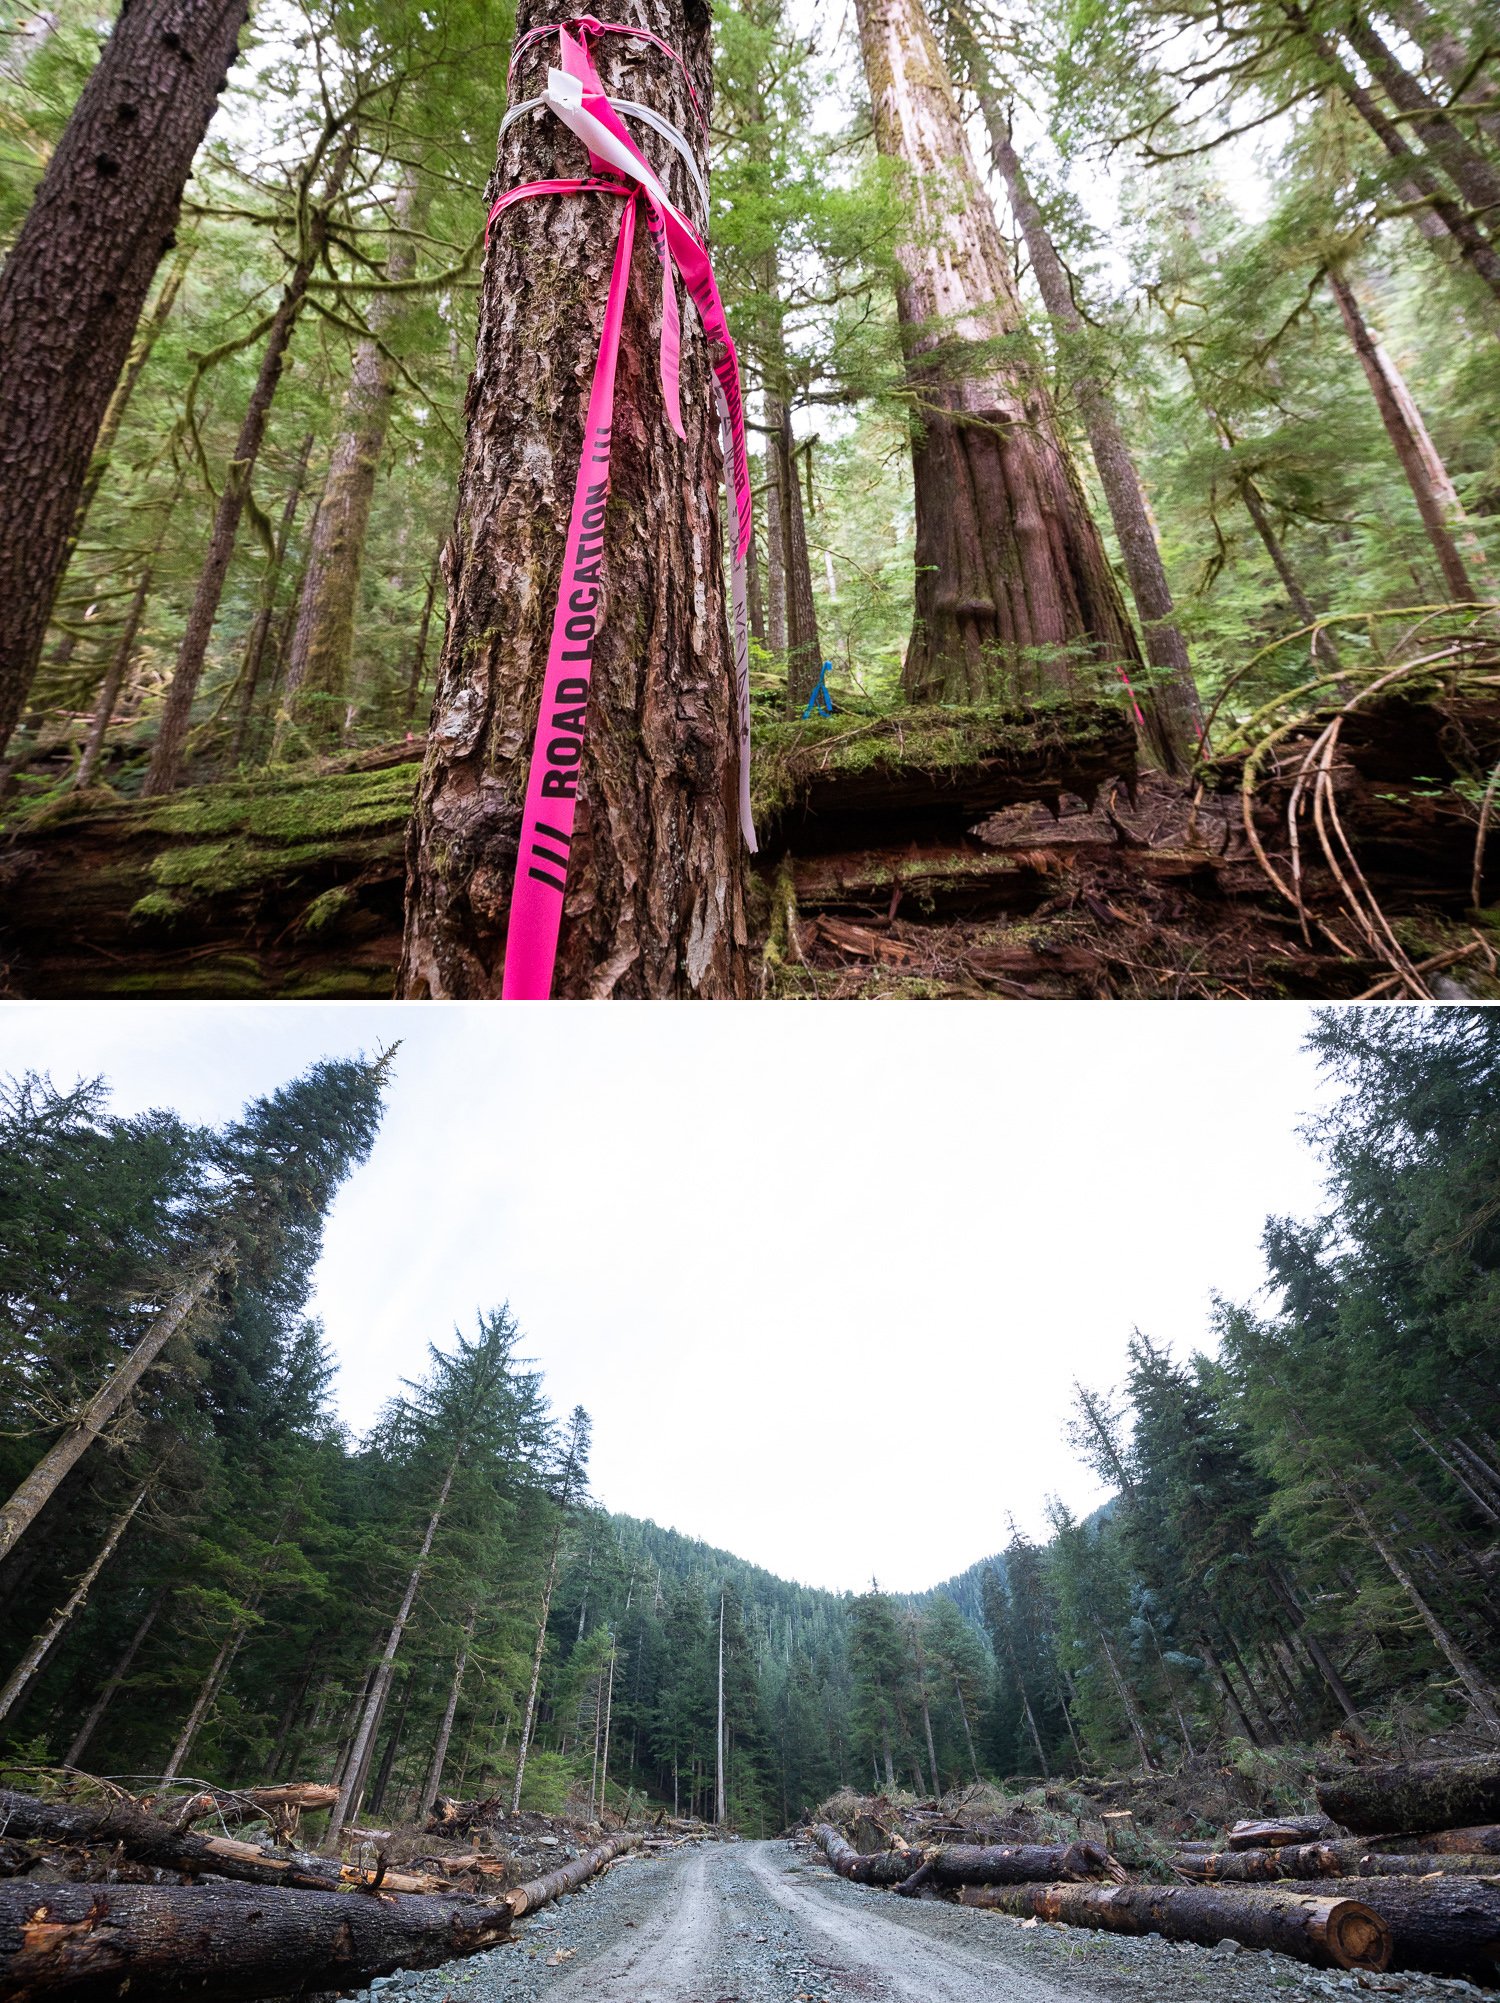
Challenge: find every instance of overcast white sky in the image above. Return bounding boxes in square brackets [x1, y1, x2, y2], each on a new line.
[1, 1003, 1337, 1594]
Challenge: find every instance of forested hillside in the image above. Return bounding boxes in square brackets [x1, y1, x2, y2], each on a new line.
[1, 1008, 1497, 1840]
[1, 0, 1498, 995]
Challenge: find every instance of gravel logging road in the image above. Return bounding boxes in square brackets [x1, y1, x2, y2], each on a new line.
[359, 1839, 1489, 2003]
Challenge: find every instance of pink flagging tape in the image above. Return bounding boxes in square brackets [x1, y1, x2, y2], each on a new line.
[489, 20, 755, 1001]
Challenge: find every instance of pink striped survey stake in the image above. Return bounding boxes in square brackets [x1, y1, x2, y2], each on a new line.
[488, 17, 755, 1000]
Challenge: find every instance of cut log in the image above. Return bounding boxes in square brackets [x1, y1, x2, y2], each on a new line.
[1264, 1878, 1500, 1976]
[812, 1825, 1120, 1887]
[0, 1880, 510, 2003]
[0, 1789, 445, 1897]
[1366, 1826, 1500, 1856]
[1177, 1841, 1500, 1880]
[1317, 1758, 1500, 1836]
[1227, 1817, 1330, 1849]
[504, 1834, 640, 1917]
[957, 1881, 1390, 1971]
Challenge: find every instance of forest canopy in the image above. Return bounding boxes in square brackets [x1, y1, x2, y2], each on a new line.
[1, 1006, 1496, 1832]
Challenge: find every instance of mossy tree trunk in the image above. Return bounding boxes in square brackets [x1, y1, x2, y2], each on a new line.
[0, 0, 247, 756]
[399, 0, 749, 999]
[852, 0, 1144, 707]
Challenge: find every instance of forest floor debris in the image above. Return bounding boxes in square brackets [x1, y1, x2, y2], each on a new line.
[338, 1838, 1490, 2003]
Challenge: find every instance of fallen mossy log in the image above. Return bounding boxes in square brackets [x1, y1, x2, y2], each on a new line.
[1176, 1841, 1500, 1881]
[811, 1825, 1118, 1889]
[956, 1880, 1390, 1971]
[1262, 1878, 1500, 1976]
[0, 1789, 445, 1897]
[0, 1880, 510, 2003]
[503, 1834, 639, 1917]
[1317, 1758, 1500, 1837]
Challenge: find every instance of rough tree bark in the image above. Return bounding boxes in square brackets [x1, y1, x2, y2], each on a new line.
[398, 0, 750, 999]
[953, 59, 1199, 770]
[0, 0, 248, 754]
[0, 1484, 147, 1726]
[1177, 1841, 1500, 1879]
[1327, 267, 1486, 605]
[852, 0, 1145, 707]
[1271, 1878, 1500, 1976]
[0, 1256, 224, 1562]
[281, 174, 423, 748]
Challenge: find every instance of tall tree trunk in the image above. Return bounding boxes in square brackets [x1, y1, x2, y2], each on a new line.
[764, 446, 788, 651]
[74, 563, 154, 789]
[163, 1619, 245, 1782]
[327, 1452, 462, 1843]
[1327, 266, 1482, 603]
[66, 1582, 170, 1768]
[281, 175, 422, 749]
[954, 1676, 982, 1782]
[599, 1640, 617, 1818]
[1339, 1480, 1500, 1736]
[398, 0, 749, 1000]
[143, 233, 326, 794]
[774, 402, 822, 711]
[1379, 0, 1500, 141]
[0, 0, 248, 754]
[0, 1483, 147, 1726]
[229, 432, 316, 767]
[404, 563, 441, 726]
[852, 0, 1145, 706]
[1198, 1631, 1261, 1745]
[965, 83, 1200, 770]
[1096, 1625, 1158, 1770]
[745, 501, 766, 643]
[913, 1631, 941, 1797]
[0, 1256, 224, 1563]
[418, 1613, 475, 1823]
[1341, 14, 1500, 219]
[1310, 29, 1500, 307]
[368, 1664, 417, 1815]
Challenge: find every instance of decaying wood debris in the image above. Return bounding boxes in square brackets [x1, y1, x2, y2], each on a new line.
[0, 1783, 642, 2002]
[955, 1880, 1391, 1971]
[1225, 1816, 1331, 1849]
[1267, 1877, 1500, 1978]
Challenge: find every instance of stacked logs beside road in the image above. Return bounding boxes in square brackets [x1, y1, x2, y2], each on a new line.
[0, 1781, 641, 2001]
[1164, 1755, 1500, 1978]
[811, 1755, 1500, 1979]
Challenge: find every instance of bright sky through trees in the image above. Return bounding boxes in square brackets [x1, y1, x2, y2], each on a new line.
[0, 1002, 1331, 1591]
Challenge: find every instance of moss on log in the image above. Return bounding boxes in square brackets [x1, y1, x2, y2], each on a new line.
[1177, 1841, 1500, 1881]
[1317, 1759, 1500, 1837]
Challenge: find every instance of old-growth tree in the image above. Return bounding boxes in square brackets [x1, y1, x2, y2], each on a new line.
[852, 0, 1145, 706]
[399, 0, 750, 999]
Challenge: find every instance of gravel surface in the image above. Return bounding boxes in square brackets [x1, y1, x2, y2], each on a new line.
[353, 1839, 1494, 2003]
